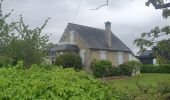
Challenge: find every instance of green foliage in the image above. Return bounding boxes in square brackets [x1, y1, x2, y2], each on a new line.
[0, 56, 13, 67]
[91, 60, 113, 78]
[9, 15, 49, 67]
[156, 39, 170, 64]
[134, 26, 170, 52]
[0, 65, 117, 99]
[110, 67, 123, 76]
[141, 64, 170, 73]
[157, 81, 170, 100]
[92, 60, 142, 77]
[119, 61, 142, 76]
[55, 53, 83, 70]
[134, 26, 170, 63]
[107, 73, 170, 100]
[146, 0, 170, 18]
[141, 65, 159, 73]
[0, 1, 49, 67]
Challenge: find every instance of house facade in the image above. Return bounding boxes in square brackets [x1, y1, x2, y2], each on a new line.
[137, 50, 156, 65]
[56, 22, 135, 72]
[137, 46, 170, 65]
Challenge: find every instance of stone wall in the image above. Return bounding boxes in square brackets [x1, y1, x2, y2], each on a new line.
[89, 50, 130, 67]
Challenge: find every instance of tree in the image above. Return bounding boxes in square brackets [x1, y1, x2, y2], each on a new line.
[134, 26, 170, 64]
[0, 0, 17, 66]
[92, 0, 170, 18]
[13, 15, 49, 66]
[146, 0, 170, 9]
[146, 0, 170, 18]
[0, 0, 50, 67]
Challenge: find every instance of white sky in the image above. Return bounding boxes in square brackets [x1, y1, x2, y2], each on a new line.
[3, 0, 170, 53]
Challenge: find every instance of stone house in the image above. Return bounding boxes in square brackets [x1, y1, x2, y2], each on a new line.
[56, 22, 134, 72]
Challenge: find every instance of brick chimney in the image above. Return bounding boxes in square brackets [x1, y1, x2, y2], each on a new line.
[105, 21, 112, 47]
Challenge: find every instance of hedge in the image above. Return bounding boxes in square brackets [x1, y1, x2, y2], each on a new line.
[91, 60, 142, 77]
[0, 62, 118, 99]
[141, 64, 170, 73]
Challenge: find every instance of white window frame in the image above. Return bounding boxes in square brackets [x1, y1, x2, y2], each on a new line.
[59, 52, 63, 55]
[100, 50, 106, 60]
[80, 50, 85, 64]
[153, 58, 157, 65]
[69, 31, 74, 43]
[128, 53, 133, 61]
[117, 52, 123, 65]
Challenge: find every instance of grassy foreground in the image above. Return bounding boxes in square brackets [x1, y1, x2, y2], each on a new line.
[107, 73, 170, 91]
[106, 73, 170, 100]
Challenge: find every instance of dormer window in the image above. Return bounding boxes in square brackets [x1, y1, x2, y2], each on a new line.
[69, 30, 74, 43]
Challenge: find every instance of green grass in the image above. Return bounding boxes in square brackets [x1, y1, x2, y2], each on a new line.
[107, 73, 170, 91]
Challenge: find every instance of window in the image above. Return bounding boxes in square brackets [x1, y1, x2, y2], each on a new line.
[69, 31, 74, 43]
[80, 50, 85, 64]
[59, 52, 63, 55]
[153, 58, 157, 65]
[100, 50, 106, 60]
[117, 52, 123, 65]
[128, 53, 133, 61]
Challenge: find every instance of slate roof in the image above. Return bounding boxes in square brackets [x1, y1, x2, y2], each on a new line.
[140, 50, 153, 56]
[138, 50, 154, 58]
[56, 44, 79, 51]
[60, 23, 132, 52]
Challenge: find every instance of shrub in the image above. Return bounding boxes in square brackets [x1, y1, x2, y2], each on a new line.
[141, 65, 159, 73]
[159, 64, 170, 73]
[119, 61, 142, 76]
[55, 53, 83, 70]
[141, 64, 170, 73]
[91, 60, 112, 78]
[0, 65, 118, 99]
[0, 56, 13, 67]
[91, 60, 142, 77]
[110, 67, 123, 76]
[157, 81, 170, 100]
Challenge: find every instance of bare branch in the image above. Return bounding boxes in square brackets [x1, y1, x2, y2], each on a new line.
[149, 0, 170, 9]
[91, 0, 108, 10]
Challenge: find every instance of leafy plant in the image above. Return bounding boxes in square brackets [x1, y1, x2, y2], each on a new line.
[141, 64, 170, 73]
[119, 61, 142, 76]
[91, 60, 112, 78]
[55, 53, 83, 70]
[0, 0, 49, 67]
[0, 64, 118, 99]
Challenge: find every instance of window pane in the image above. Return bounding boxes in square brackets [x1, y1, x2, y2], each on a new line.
[117, 52, 123, 65]
[100, 50, 106, 60]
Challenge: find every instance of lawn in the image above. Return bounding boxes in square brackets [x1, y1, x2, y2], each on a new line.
[106, 73, 170, 99]
[107, 73, 170, 91]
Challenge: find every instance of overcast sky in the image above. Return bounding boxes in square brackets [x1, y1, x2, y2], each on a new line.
[3, 0, 170, 53]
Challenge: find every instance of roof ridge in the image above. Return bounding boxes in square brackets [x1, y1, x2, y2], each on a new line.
[66, 22, 132, 52]
[68, 23, 104, 31]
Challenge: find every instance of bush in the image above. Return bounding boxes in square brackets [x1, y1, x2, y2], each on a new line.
[141, 64, 170, 73]
[0, 56, 13, 67]
[91, 60, 142, 77]
[55, 53, 83, 70]
[91, 60, 112, 78]
[0, 64, 118, 99]
[119, 61, 142, 76]
[157, 81, 170, 100]
[110, 67, 123, 76]
[159, 64, 170, 73]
